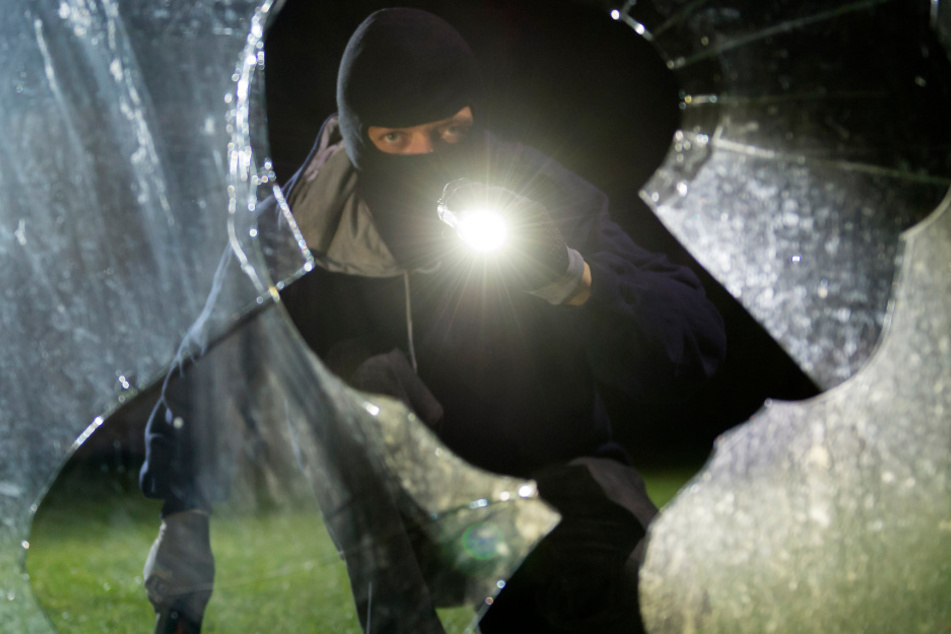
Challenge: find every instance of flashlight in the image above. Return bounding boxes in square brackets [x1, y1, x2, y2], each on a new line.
[437, 180, 509, 253]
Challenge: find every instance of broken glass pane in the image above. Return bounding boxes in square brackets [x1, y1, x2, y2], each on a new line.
[7, 1, 558, 631]
[628, 0, 951, 388]
[640, 193, 951, 633]
[0, 0, 305, 629]
[9, 0, 951, 631]
[631, 0, 951, 630]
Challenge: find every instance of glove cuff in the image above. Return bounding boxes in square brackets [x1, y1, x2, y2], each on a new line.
[529, 247, 585, 304]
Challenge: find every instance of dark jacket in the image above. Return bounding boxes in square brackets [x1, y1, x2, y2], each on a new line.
[278, 116, 726, 478]
[140, 115, 726, 508]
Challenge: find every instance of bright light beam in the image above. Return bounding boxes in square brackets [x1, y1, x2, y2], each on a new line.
[438, 189, 510, 253]
[456, 208, 508, 253]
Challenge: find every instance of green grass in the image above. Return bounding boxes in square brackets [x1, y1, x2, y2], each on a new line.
[26, 465, 700, 632]
[644, 465, 703, 511]
[28, 488, 367, 633]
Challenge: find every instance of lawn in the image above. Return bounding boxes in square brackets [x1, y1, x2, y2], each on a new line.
[26, 462, 700, 633]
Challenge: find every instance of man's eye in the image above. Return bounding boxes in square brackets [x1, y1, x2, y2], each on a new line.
[440, 125, 467, 143]
[383, 132, 403, 143]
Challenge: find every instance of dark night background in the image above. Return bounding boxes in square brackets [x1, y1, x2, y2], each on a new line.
[262, 0, 819, 467]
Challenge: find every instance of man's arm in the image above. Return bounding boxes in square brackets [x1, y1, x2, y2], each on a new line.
[570, 208, 726, 402]
[516, 152, 726, 401]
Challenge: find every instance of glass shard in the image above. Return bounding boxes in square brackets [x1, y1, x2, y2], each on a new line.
[640, 193, 951, 633]
[0, 1, 305, 629]
[630, 0, 951, 388]
[634, 1, 951, 630]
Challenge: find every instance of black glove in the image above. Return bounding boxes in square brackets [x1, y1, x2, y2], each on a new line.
[438, 179, 570, 291]
[143, 510, 215, 630]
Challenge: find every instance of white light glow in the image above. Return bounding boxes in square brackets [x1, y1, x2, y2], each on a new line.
[457, 208, 508, 253]
[363, 402, 380, 416]
[611, 9, 620, 20]
[517, 484, 536, 498]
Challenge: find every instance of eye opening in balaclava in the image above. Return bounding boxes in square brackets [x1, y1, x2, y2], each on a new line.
[337, 7, 484, 172]
[336, 8, 487, 267]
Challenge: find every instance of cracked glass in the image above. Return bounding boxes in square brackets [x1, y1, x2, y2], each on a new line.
[4, 1, 557, 632]
[5, 0, 951, 632]
[0, 1, 301, 629]
[626, 0, 951, 630]
[627, 0, 951, 388]
[640, 189, 951, 634]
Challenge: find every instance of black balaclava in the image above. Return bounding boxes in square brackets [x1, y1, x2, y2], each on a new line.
[337, 8, 486, 267]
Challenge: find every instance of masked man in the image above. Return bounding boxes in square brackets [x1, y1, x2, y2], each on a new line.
[140, 8, 726, 633]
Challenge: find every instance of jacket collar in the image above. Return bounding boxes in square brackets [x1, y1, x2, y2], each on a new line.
[285, 115, 404, 278]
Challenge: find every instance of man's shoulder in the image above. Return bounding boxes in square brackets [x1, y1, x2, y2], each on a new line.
[290, 114, 349, 190]
[282, 115, 402, 278]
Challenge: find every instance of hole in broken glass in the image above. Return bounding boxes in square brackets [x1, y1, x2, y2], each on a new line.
[20, 0, 835, 631]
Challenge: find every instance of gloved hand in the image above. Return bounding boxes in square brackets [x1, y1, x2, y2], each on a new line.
[143, 510, 215, 629]
[438, 179, 570, 291]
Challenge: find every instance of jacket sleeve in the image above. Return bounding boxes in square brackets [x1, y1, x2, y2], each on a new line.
[139, 367, 217, 516]
[577, 208, 726, 401]
[139, 313, 264, 516]
[531, 155, 726, 403]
